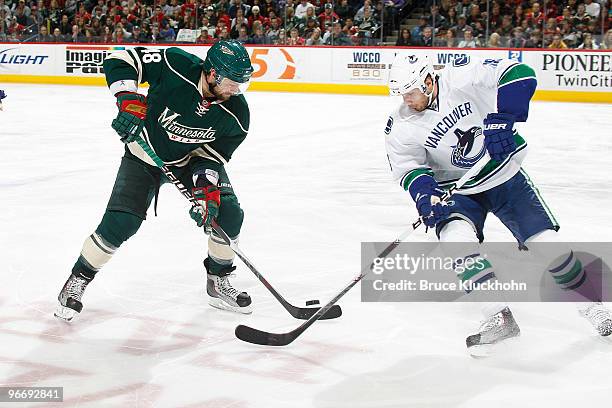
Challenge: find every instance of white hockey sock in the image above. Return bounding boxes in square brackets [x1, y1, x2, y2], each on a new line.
[79, 232, 117, 272]
[208, 232, 235, 266]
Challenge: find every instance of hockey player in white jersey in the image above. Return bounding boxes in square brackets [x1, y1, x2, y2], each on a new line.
[385, 53, 612, 355]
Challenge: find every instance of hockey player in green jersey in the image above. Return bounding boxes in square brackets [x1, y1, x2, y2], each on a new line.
[55, 40, 255, 321]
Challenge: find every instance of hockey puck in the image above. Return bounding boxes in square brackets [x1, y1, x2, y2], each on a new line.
[305, 300, 320, 306]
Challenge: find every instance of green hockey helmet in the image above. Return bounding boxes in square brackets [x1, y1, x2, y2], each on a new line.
[203, 40, 254, 84]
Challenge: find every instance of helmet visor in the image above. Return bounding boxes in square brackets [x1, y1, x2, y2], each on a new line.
[216, 75, 251, 96]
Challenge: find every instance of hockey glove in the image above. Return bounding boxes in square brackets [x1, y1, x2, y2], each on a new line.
[190, 186, 221, 234]
[483, 113, 516, 162]
[111, 92, 147, 143]
[409, 174, 450, 228]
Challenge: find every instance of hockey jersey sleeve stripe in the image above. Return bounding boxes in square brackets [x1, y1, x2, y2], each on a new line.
[401, 168, 434, 191]
[497, 64, 537, 122]
[126, 48, 143, 85]
[105, 50, 139, 80]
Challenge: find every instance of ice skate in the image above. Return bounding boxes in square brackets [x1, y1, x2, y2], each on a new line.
[580, 302, 612, 337]
[466, 307, 521, 357]
[205, 258, 252, 314]
[54, 273, 91, 321]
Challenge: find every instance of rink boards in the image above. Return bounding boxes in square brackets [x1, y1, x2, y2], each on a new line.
[0, 43, 610, 103]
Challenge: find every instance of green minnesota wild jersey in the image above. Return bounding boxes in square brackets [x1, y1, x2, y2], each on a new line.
[103, 47, 249, 173]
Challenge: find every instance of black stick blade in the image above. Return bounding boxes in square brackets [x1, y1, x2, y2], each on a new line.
[235, 324, 297, 346]
[292, 304, 342, 320]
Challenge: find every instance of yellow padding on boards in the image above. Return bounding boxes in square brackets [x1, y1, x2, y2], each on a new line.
[1, 75, 610, 103]
[0, 74, 107, 86]
[532, 90, 612, 104]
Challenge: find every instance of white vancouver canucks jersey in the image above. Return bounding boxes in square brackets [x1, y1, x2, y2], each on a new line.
[385, 57, 532, 195]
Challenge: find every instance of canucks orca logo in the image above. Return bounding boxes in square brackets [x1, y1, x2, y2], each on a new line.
[451, 127, 486, 168]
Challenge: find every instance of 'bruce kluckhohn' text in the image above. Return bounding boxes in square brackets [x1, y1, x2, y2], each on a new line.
[372, 279, 528, 292]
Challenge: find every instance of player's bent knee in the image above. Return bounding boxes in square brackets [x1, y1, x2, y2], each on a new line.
[217, 195, 244, 238]
[439, 220, 479, 243]
[96, 210, 144, 248]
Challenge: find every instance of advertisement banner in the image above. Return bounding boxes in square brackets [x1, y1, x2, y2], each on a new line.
[331, 48, 393, 83]
[525, 51, 611, 93]
[0, 44, 609, 101]
[0, 45, 53, 74]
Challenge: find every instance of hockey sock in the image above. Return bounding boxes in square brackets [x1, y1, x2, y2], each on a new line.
[456, 253, 509, 317]
[72, 231, 118, 281]
[548, 250, 586, 291]
[71, 211, 142, 280]
[456, 253, 496, 292]
[547, 251, 604, 310]
[525, 230, 600, 303]
[206, 232, 236, 276]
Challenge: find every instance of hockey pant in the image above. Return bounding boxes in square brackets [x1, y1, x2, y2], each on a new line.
[71, 149, 243, 280]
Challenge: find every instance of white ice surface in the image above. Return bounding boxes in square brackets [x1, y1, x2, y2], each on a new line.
[0, 84, 611, 407]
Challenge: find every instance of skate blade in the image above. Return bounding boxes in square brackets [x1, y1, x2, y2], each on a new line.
[208, 297, 252, 315]
[468, 336, 521, 358]
[54, 305, 78, 322]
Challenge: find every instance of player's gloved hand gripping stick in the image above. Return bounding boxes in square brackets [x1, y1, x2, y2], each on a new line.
[134, 137, 342, 321]
[190, 185, 221, 234]
[112, 92, 147, 143]
[234, 152, 493, 346]
[410, 176, 451, 229]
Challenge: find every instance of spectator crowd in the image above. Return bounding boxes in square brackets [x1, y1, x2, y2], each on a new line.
[0, 0, 395, 45]
[0, 0, 610, 48]
[401, 0, 611, 48]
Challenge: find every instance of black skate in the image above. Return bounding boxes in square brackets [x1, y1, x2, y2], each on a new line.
[205, 258, 252, 314]
[54, 273, 91, 321]
[466, 307, 521, 357]
[580, 302, 612, 337]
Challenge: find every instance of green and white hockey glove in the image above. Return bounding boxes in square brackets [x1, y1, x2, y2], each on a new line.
[111, 92, 147, 143]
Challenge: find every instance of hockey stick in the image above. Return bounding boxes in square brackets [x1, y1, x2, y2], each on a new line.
[235, 153, 493, 346]
[135, 137, 342, 320]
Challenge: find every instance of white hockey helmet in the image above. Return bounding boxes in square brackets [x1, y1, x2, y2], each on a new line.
[388, 53, 436, 98]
